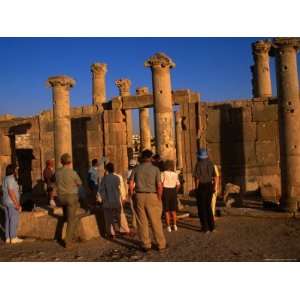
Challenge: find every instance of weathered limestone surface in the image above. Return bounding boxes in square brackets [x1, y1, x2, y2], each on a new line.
[47, 75, 75, 169]
[115, 79, 133, 149]
[273, 37, 300, 212]
[145, 53, 176, 161]
[175, 111, 183, 169]
[16, 210, 101, 241]
[252, 40, 272, 97]
[91, 63, 107, 105]
[136, 87, 151, 151]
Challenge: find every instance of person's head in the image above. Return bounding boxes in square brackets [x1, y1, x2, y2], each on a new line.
[141, 149, 153, 162]
[60, 153, 72, 166]
[164, 160, 175, 172]
[105, 162, 114, 174]
[129, 159, 137, 169]
[92, 159, 99, 167]
[197, 149, 208, 160]
[6, 164, 17, 176]
[46, 159, 54, 168]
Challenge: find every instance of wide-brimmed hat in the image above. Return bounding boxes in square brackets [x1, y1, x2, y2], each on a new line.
[197, 149, 208, 159]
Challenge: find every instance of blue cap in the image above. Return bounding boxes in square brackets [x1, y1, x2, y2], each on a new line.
[197, 149, 208, 159]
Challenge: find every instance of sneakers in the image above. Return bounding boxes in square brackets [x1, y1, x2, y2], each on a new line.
[167, 225, 178, 232]
[10, 237, 23, 244]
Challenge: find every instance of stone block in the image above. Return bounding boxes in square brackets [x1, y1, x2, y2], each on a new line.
[78, 214, 101, 241]
[243, 142, 257, 165]
[87, 130, 101, 146]
[252, 102, 278, 122]
[260, 185, 279, 204]
[256, 141, 278, 165]
[0, 133, 11, 156]
[86, 117, 99, 131]
[256, 121, 279, 141]
[207, 143, 221, 164]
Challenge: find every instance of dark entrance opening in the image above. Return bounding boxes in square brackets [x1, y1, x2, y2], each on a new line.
[16, 149, 34, 191]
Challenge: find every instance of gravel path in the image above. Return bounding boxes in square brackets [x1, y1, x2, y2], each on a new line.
[0, 215, 299, 262]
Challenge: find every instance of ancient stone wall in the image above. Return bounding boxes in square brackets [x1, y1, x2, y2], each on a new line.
[201, 97, 281, 195]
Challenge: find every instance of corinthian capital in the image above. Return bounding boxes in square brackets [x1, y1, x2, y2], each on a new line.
[46, 75, 75, 88]
[91, 63, 107, 74]
[144, 52, 175, 69]
[272, 37, 300, 50]
[252, 40, 272, 56]
[115, 78, 132, 95]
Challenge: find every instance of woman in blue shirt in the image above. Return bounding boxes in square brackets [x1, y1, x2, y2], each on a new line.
[2, 164, 23, 244]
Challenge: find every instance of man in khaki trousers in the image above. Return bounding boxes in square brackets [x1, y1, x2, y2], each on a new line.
[129, 150, 166, 252]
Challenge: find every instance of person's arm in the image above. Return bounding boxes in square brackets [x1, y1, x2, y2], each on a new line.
[128, 169, 136, 197]
[156, 168, 163, 201]
[74, 171, 82, 187]
[175, 173, 180, 192]
[193, 163, 199, 188]
[8, 189, 21, 211]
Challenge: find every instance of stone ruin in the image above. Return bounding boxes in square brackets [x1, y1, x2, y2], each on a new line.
[1, 37, 300, 215]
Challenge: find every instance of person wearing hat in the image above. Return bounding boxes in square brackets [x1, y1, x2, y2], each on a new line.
[193, 149, 217, 233]
[55, 153, 82, 248]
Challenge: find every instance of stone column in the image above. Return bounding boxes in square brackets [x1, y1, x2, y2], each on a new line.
[91, 63, 107, 105]
[47, 75, 75, 169]
[252, 40, 272, 97]
[145, 52, 176, 161]
[136, 87, 151, 151]
[175, 111, 183, 170]
[115, 79, 133, 148]
[273, 37, 300, 212]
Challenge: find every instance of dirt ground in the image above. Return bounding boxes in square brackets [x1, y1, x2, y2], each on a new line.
[0, 214, 299, 262]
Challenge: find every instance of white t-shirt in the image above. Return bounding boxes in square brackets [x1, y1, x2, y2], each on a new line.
[161, 171, 180, 188]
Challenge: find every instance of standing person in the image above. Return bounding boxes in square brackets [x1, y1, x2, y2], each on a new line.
[129, 149, 166, 252]
[55, 153, 82, 249]
[127, 159, 138, 230]
[2, 164, 23, 244]
[87, 158, 100, 206]
[43, 159, 56, 207]
[161, 160, 180, 232]
[100, 163, 126, 238]
[211, 164, 220, 220]
[193, 149, 217, 233]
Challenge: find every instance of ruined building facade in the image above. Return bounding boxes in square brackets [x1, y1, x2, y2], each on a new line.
[0, 38, 299, 211]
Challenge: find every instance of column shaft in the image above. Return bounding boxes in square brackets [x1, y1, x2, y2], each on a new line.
[175, 112, 183, 169]
[139, 108, 151, 151]
[145, 53, 176, 161]
[252, 40, 272, 97]
[91, 63, 107, 105]
[47, 76, 75, 169]
[274, 38, 300, 212]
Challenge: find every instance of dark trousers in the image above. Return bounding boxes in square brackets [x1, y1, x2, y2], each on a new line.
[59, 194, 80, 245]
[196, 183, 215, 232]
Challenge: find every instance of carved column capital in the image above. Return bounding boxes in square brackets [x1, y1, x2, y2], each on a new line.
[252, 40, 272, 56]
[115, 78, 132, 95]
[91, 63, 107, 75]
[272, 37, 300, 50]
[47, 75, 75, 89]
[144, 52, 176, 69]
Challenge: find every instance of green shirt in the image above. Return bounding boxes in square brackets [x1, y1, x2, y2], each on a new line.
[130, 161, 161, 193]
[55, 166, 82, 196]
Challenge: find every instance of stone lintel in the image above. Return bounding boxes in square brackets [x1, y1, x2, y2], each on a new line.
[121, 89, 200, 110]
[46, 75, 75, 88]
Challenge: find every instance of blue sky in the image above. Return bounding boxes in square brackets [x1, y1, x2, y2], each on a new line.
[0, 37, 297, 133]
